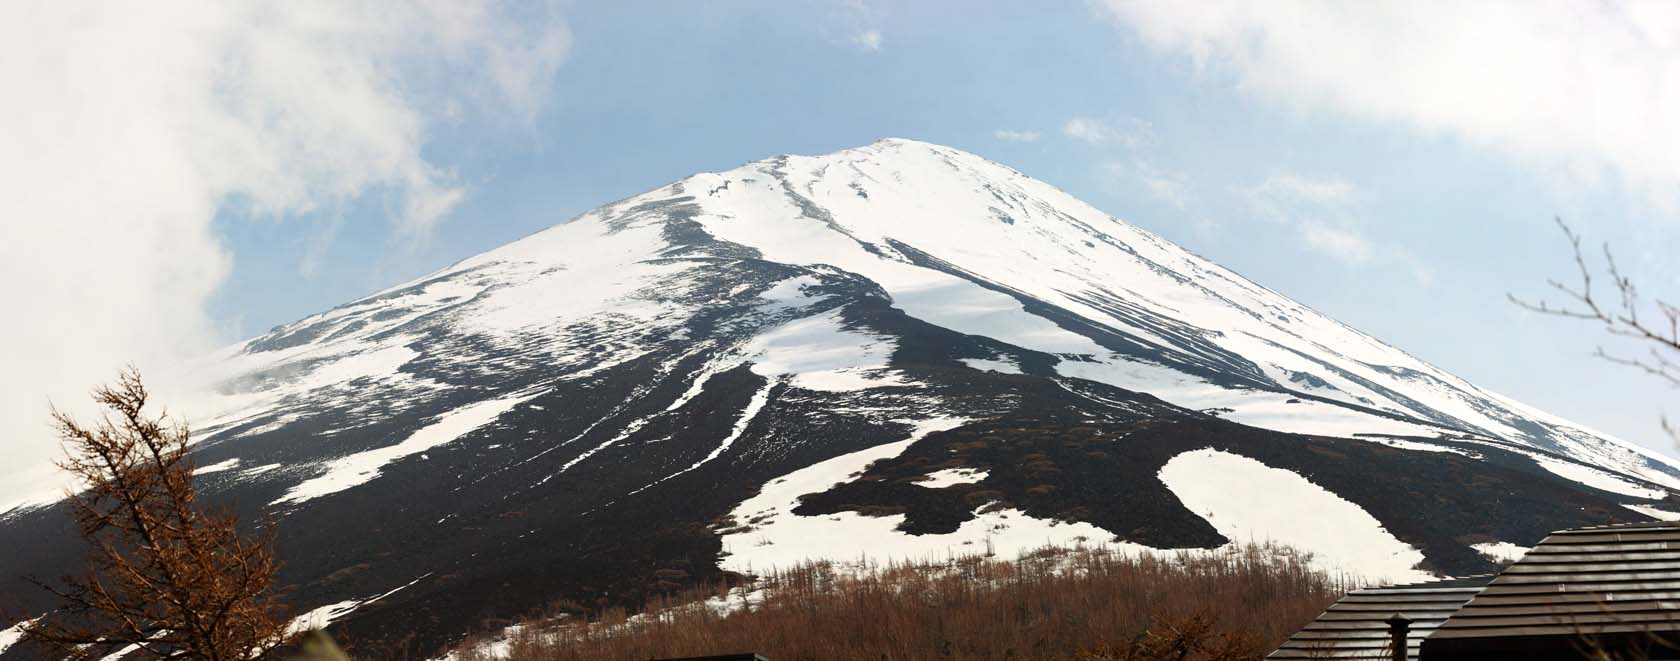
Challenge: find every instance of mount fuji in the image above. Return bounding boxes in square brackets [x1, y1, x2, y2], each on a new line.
[3, 139, 1677, 657]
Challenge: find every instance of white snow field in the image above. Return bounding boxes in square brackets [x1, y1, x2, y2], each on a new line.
[719, 418, 1161, 573]
[1158, 448, 1434, 584]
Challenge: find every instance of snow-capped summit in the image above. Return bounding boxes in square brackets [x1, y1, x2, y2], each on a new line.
[3, 139, 1675, 657]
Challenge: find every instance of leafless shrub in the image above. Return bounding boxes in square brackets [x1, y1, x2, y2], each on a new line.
[449, 543, 1343, 661]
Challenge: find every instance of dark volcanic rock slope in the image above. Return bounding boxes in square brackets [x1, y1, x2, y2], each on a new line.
[3, 139, 1678, 657]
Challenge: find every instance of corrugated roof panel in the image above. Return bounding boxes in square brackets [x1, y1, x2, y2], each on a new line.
[1423, 522, 1680, 658]
[1267, 578, 1490, 660]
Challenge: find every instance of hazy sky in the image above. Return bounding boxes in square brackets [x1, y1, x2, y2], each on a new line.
[6, 1, 1680, 490]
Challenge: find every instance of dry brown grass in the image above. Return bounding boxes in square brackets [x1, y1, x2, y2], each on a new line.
[448, 543, 1346, 661]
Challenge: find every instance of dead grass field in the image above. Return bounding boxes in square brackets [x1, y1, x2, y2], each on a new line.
[447, 543, 1347, 661]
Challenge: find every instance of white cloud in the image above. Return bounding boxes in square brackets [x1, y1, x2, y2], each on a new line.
[1239, 173, 1357, 224]
[1238, 173, 1372, 265]
[299, 215, 347, 279]
[838, 1, 885, 52]
[1135, 160, 1195, 208]
[1100, 0, 1680, 211]
[1298, 221, 1375, 264]
[1063, 116, 1156, 148]
[1192, 216, 1218, 239]
[1063, 117, 1115, 145]
[851, 29, 884, 51]
[1064, 118, 1109, 143]
[1099, 159, 1200, 226]
[994, 129, 1042, 142]
[0, 0, 568, 509]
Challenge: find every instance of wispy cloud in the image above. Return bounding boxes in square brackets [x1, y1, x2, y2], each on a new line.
[1238, 173, 1372, 264]
[1239, 173, 1357, 224]
[1135, 160, 1195, 209]
[0, 0, 569, 505]
[1297, 221, 1375, 264]
[1064, 118, 1109, 144]
[1090, 123, 1201, 225]
[994, 129, 1042, 143]
[1100, 0, 1680, 213]
[299, 214, 346, 279]
[851, 29, 884, 51]
[838, 0, 885, 52]
[1191, 216, 1218, 239]
[1063, 116, 1155, 149]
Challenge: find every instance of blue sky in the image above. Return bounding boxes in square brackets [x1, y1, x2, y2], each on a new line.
[7, 1, 1680, 470]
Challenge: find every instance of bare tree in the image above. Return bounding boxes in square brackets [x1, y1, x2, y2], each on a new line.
[21, 368, 286, 660]
[1510, 217, 1680, 445]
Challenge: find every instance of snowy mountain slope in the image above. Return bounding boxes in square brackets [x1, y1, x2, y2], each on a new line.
[3, 139, 1677, 658]
[184, 138, 1680, 489]
[678, 139, 1679, 484]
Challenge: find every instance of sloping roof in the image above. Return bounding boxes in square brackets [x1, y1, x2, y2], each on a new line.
[1423, 521, 1680, 659]
[1268, 576, 1491, 660]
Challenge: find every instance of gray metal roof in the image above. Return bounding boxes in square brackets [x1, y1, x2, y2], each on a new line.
[1426, 522, 1680, 645]
[1268, 576, 1492, 660]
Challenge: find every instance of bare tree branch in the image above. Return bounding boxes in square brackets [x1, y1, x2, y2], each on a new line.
[1513, 218, 1680, 446]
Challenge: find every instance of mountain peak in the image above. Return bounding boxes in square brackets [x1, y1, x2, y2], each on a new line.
[745, 137, 1009, 182]
[7, 140, 1674, 657]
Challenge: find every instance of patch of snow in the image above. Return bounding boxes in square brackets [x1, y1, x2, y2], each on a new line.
[703, 586, 768, 617]
[1158, 448, 1433, 584]
[1056, 356, 1449, 442]
[746, 310, 905, 392]
[556, 416, 651, 476]
[1535, 457, 1668, 500]
[1369, 437, 1474, 456]
[915, 468, 988, 488]
[286, 600, 361, 635]
[302, 345, 419, 389]
[960, 357, 1022, 375]
[243, 463, 282, 476]
[687, 380, 773, 473]
[634, 381, 778, 494]
[721, 417, 1162, 572]
[274, 391, 540, 505]
[285, 574, 430, 635]
[1626, 503, 1680, 521]
[664, 357, 744, 413]
[230, 412, 308, 438]
[98, 643, 144, 661]
[0, 618, 37, 655]
[758, 274, 825, 310]
[1470, 541, 1530, 563]
[461, 221, 684, 338]
[436, 624, 523, 661]
[440, 584, 768, 661]
[194, 458, 241, 475]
